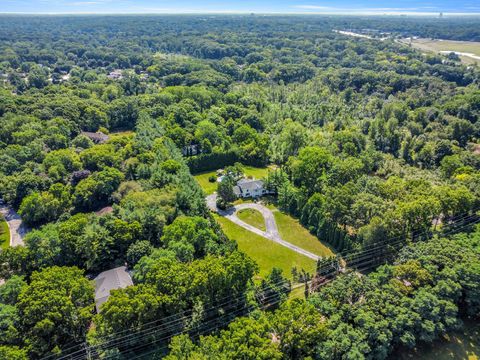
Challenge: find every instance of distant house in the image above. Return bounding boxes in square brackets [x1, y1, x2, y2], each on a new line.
[81, 131, 110, 144]
[233, 179, 270, 198]
[95, 206, 114, 216]
[94, 266, 133, 312]
[182, 144, 200, 156]
[107, 69, 123, 80]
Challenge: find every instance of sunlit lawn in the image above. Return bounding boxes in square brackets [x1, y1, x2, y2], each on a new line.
[214, 214, 316, 280]
[236, 208, 266, 231]
[273, 210, 334, 258]
[193, 172, 219, 195]
[0, 219, 10, 250]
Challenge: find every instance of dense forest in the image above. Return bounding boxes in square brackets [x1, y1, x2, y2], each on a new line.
[0, 14, 479, 359]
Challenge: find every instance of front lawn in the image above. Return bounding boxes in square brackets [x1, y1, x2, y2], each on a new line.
[236, 208, 266, 231]
[273, 210, 334, 258]
[215, 214, 315, 280]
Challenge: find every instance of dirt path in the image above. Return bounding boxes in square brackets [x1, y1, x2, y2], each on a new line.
[0, 201, 27, 247]
[207, 195, 320, 261]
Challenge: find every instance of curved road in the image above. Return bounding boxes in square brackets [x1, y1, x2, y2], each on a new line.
[0, 201, 27, 247]
[208, 195, 320, 261]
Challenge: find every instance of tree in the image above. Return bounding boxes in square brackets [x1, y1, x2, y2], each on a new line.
[73, 167, 124, 211]
[217, 177, 236, 207]
[256, 268, 291, 308]
[19, 184, 72, 226]
[161, 216, 222, 262]
[0, 346, 28, 360]
[289, 147, 333, 194]
[126, 240, 154, 266]
[270, 120, 308, 165]
[108, 97, 139, 130]
[17, 267, 94, 358]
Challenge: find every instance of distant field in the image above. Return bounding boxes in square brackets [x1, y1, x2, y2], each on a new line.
[214, 214, 316, 280]
[0, 219, 10, 249]
[395, 319, 480, 360]
[194, 165, 272, 195]
[405, 38, 480, 64]
[237, 208, 266, 231]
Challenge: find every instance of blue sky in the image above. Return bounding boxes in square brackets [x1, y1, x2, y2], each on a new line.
[1, 0, 480, 14]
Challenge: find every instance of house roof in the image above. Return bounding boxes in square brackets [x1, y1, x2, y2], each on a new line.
[81, 131, 110, 144]
[94, 266, 133, 312]
[238, 180, 264, 192]
[234, 180, 264, 196]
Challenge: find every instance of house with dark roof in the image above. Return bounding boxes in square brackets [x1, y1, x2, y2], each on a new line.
[233, 179, 271, 198]
[94, 266, 133, 312]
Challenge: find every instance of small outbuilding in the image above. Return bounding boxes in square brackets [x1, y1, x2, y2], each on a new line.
[94, 266, 133, 312]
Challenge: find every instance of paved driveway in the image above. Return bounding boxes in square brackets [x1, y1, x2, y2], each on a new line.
[210, 197, 320, 261]
[0, 201, 27, 247]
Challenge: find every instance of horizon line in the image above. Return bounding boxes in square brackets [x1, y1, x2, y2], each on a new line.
[1, 11, 480, 16]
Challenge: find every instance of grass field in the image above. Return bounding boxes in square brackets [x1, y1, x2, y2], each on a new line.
[236, 208, 266, 231]
[273, 210, 334, 258]
[215, 214, 316, 280]
[288, 285, 307, 301]
[0, 219, 10, 250]
[404, 38, 480, 64]
[395, 319, 480, 360]
[193, 172, 219, 195]
[194, 165, 272, 195]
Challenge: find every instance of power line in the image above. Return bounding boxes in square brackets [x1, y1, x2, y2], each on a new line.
[52, 278, 293, 360]
[46, 208, 480, 360]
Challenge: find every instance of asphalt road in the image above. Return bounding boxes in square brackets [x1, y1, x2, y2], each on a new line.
[0, 200, 27, 247]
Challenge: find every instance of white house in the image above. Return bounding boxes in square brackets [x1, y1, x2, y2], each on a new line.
[233, 179, 271, 198]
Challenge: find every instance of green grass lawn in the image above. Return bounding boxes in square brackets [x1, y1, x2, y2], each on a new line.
[395, 319, 479, 360]
[215, 215, 316, 280]
[288, 285, 307, 301]
[242, 165, 272, 180]
[236, 208, 266, 231]
[194, 171, 219, 195]
[194, 165, 273, 195]
[0, 219, 10, 250]
[272, 210, 334, 258]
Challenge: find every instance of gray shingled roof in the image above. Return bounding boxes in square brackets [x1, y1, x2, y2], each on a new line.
[234, 179, 264, 196]
[94, 266, 133, 312]
[238, 180, 264, 192]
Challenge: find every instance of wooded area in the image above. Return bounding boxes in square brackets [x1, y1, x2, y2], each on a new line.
[0, 14, 478, 359]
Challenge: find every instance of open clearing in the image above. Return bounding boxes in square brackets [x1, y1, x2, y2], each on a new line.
[403, 38, 480, 64]
[194, 165, 272, 195]
[0, 219, 9, 250]
[214, 214, 316, 279]
[237, 208, 266, 231]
